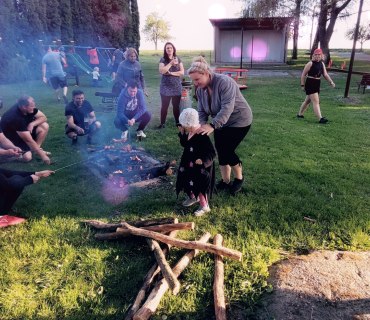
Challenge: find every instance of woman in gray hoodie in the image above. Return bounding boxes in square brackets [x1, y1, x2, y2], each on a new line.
[187, 56, 253, 195]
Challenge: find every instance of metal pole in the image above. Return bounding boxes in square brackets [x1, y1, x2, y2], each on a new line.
[250, 35, 254, 69]
[344, 0, 364, 98]
[240, 28, 244, 71]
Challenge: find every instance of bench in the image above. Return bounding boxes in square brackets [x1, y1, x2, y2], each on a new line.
[214, 67, 248, 90]
[357, 74, 370, 94]
[95, 92, 118, 112]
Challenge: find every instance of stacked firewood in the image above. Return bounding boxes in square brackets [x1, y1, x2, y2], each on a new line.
[84, 217, 242, 320]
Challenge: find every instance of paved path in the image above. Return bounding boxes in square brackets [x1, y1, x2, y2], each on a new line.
[332, 51, 370, 61]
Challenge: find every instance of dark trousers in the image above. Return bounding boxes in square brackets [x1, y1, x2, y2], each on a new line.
[114, 111, 152, 132]
[160, 94, 181, 125]
[214, 125, 251, 166]
[0, 177, 27, 215]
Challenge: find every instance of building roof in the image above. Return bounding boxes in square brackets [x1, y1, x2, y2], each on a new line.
[209, 17, 293, 30]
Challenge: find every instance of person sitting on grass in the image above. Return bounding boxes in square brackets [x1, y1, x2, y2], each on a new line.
[0, 167, 54, 215]
[65, 90, 101, 145]
[176, 108, 216, 217]
[114, 80, 151, 142]
[0, 128, 23, 162]
[0, 96, 51, 165]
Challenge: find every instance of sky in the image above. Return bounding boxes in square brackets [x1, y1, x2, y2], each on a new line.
[137, 0, 370, 51]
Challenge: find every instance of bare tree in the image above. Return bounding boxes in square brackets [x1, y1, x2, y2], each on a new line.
[346, 24, 370, 51]
[312, 0, 354, 63]
[142, 12, 171, 51]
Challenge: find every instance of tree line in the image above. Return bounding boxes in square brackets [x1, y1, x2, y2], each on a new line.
[0, 0, 139, 83]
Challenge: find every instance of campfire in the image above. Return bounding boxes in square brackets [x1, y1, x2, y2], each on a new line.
[87, 142, 174, 188]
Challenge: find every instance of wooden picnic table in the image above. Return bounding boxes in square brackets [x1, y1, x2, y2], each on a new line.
[214, 67, 248, 90]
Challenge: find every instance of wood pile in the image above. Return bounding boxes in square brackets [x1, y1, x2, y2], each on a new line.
[84, 217, 242, 320]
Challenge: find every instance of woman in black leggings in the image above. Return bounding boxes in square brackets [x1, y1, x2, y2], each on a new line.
[188, 56, 253, 195]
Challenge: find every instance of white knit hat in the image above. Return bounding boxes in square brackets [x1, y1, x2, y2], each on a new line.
[179, 108, 199, 127]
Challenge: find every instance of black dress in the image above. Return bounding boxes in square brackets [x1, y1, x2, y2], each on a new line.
[305, 60, 324, 95]
[176, 132, 216, 199]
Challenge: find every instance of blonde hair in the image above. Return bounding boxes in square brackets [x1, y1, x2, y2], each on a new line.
[125, 47, 138, 59]
[187, 56, 212, 75]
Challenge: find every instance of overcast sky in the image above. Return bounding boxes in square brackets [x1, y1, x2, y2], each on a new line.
[137, 0, 370, 50]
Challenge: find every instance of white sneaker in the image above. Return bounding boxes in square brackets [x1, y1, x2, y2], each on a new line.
[194, 205, 211, 217]
[121, 130, 128, 141]
[182, 197, 199, 207]
[137, 130, 146, 138]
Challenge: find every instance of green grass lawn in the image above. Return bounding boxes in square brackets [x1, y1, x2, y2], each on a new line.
[0, 50, 369, 319]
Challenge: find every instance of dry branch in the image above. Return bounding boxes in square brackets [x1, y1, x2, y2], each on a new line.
[122, 222, 242, 261]
[133, 232, 211, 320]
[213, 234, 227, 320]
[83, 217, 177, 231]
[95, 222, 193, 241]
[147, 239, 180, 295]
[124, 230, 178, 320]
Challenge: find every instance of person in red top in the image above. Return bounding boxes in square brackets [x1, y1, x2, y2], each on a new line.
[87, 47, 99, 67]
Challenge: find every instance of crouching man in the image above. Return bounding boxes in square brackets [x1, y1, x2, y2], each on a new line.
[65, 90, 101, 145]
[114, 80, 151, 142]
[0, 96, 51, 164]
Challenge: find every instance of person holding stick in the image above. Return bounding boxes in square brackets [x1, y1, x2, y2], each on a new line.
[0, 128, 23, 162]
[65, 90, 102, 145]
[297, 48, 335, 123]
[114, 80, 151, 142]
[0, 96, 51, 164]
[0, 167, 54, 215]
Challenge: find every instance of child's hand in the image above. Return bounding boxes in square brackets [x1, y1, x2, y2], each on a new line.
[195, 159, 203, 165]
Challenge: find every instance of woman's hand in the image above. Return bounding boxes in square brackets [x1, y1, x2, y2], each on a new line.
[35, 170, 55, 178]
[196, 124, 214, 135]
[31, 174, 41, 183]
[195, 159, 203, 165]
[330, 81, 335, 88]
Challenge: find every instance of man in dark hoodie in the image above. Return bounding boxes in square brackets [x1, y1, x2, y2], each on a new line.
[114, 80, 151, 141]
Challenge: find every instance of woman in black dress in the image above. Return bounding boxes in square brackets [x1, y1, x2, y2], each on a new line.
[297, 48, 335, 123]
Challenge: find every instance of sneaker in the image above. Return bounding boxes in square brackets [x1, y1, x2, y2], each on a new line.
[182, 197, 199, 207]
[137, 130, 147, 138]
[194, 205, 211, 217]
[121, 130, 128, 141]
[157, 124, 165, 129]
[71, 136, 78, 145]
[216, 180, 230, 191]
[297, 114, 304, 118]
[319, 117, 328, 124]
[230, 177, 244, 195]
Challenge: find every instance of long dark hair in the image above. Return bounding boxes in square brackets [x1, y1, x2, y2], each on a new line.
[163, 42, 177, 63]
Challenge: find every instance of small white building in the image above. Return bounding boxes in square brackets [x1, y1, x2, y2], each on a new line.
[209, 17, 293, 66]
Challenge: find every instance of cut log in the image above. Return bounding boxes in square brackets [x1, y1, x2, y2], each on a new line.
[122, 222, 242, 261]
[95, 222, 193, 241]
[124, 230, 178, 320]
[147, 239, 180, 295]
[213, 234, 227, 320]
[83, 217, 177, 231]
[133, 232, 211, 320]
